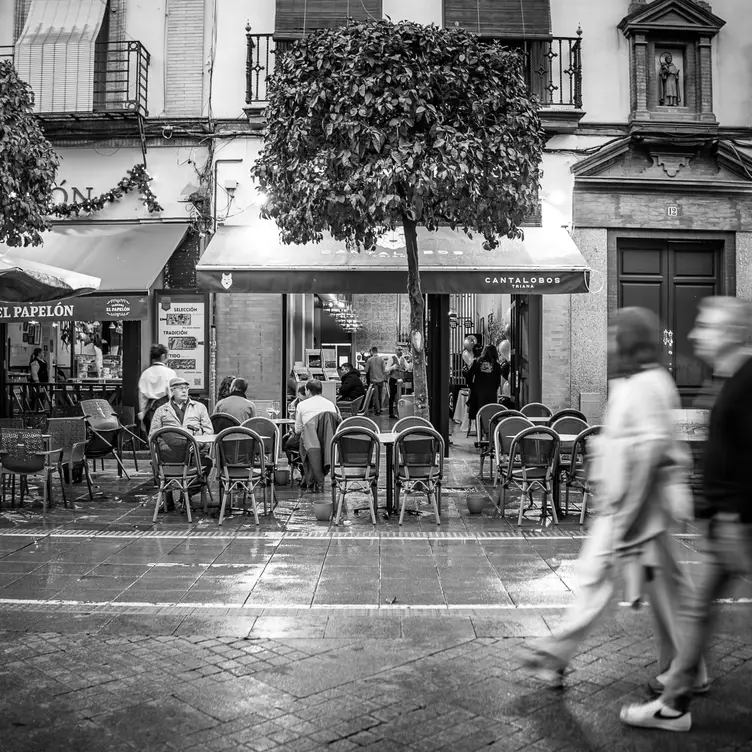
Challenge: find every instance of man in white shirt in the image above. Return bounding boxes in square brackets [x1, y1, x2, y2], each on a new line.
[294, 379, 337, 434]
[138, 344, 177, 432]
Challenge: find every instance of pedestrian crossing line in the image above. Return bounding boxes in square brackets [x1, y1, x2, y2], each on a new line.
[0, 597, 750, 610]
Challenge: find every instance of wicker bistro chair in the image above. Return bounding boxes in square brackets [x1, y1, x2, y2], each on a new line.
[392, 416, 432, 433]
[496, 426, 561, 526]
[46, 417, 94, 501]
[564, 425, 602, 523]
[330, 427, 381, 526]
[215, 427, 267, 526]
[79, 399, 132, 478]
[241, 417, 280, 510]
[336, 394, 365, 418]
[358, 384, 376, 416]
[338, 416, 380, 433]
[491, 416, 533, 489]
[393, 426, 445, 526]
[0, 429, 66, 513]
[548, 408, 588, 426]
[520, 402, 553, 419]
[475, 404, 506, 480]
[210, 412, 241, 434]
[149, 427, 214, 523]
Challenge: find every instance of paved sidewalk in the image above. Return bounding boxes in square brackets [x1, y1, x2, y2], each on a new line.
[0, 604, 750, 751]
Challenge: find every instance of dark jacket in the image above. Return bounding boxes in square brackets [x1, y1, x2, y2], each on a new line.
[301, 410, 341, 487]
[701, 357, 752, 523]
[340, 371, 365, 401]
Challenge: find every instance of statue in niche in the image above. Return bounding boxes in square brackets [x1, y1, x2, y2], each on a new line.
[659, 52, 681, 106]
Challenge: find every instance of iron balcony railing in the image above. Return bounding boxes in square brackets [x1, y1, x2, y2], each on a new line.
[246, 31, 582, 110]
[0, 41, 150, 117]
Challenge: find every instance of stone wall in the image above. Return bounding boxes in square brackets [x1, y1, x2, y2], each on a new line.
[542, 295, 572, 411]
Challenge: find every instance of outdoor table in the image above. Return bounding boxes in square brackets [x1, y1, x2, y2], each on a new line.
[528, 416, 550, 424]
[378, 431, 399, 514]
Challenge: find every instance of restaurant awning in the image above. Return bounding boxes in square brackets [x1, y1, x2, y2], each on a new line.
[196, 220, 590, 295]
[0, 222, 189, 322]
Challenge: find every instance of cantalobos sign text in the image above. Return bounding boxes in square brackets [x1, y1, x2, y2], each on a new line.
[484, 276, 561, 290]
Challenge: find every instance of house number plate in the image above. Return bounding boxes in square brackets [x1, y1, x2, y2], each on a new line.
[666, 205, 680, 217]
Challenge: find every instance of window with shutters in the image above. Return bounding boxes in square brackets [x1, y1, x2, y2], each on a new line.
[443, 0, 583, 114]
[443, 0, 552, 40]
[274, 0, 383, 40]
[8, 0, 149, 118]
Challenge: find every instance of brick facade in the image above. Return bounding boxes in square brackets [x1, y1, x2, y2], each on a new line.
[165, 0, 205, 117]
[353, 294, 402, 353]
[215, 293, 282, 400]
[541, 295, 571, 411]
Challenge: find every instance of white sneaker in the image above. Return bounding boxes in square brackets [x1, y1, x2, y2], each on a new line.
[620, 698, 691, 732]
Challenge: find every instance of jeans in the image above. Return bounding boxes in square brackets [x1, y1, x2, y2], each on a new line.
[371, 382, 384, 414]
[388, 379, 402, 415]
[662, 517, 752, 711]
[531, 516, 699, 675]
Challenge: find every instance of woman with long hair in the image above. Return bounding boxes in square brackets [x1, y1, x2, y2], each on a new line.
[517, 307, 707, 692]
[467, 344, 503, 421]
[217, 375, 235, 402]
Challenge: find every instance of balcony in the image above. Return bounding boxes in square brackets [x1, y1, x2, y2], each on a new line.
[245, 32, 583, 132]
[0, 41, 150, 138]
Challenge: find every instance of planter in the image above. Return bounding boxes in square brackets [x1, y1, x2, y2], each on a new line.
[465, 495, 485, 515]
[275, 468, 290, 486]
[313, 501, 333, 522]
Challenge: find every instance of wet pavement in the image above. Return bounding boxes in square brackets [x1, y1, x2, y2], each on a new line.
[0, 425, 750, 749]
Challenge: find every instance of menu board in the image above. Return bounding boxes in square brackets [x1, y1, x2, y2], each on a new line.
[157, 297, 206, 389]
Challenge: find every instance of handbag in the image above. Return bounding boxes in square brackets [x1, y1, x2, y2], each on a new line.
[661, 442, 694, 521]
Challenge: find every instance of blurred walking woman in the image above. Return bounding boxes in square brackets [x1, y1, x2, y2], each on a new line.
[518, 307, 707, 691]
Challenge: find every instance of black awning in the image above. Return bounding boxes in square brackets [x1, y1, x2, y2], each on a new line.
[196, 221, 590, 295]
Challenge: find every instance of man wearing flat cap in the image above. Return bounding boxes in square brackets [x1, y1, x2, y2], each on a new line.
[149, 376, 213, 438]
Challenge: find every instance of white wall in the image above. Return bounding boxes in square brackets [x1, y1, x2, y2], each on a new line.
[50, 145, 210, 222]
[383, 0, 440, 25]
[712, 0, 752, 127]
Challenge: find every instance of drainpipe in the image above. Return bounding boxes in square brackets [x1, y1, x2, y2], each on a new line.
[210, 158, 243, 408]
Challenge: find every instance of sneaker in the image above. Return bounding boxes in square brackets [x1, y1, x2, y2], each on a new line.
[515, 645, 565, 688]
[620, 699, 691, 732]
[648, 673, 709, 696]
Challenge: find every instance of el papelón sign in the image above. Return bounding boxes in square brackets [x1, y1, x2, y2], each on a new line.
[0, 296, 148, 322]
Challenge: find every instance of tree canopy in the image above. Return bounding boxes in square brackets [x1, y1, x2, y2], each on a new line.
[253, 19, 545, 250]
[252, 18, 545, 419]
[0, 60, 59, 247]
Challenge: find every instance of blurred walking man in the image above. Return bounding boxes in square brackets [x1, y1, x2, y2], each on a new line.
[621, 296, 752, 732]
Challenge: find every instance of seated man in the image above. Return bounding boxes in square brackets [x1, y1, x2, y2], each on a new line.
[150, 377, 214, 508]
[214, 377, 256, 423]
[337, 362, 365, 405]
[285, 379, 336, 465]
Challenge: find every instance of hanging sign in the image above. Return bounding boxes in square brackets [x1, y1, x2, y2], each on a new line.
[156, 292, 208, 391]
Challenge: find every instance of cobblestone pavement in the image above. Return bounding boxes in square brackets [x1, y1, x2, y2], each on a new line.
[0, 604, 750, 752]
[0, 428, 750, 750]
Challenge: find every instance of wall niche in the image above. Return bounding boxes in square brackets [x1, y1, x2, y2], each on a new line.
[618, 0, 725, 135]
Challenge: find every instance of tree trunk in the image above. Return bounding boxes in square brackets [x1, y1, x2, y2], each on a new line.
[402, 214, 429, 420]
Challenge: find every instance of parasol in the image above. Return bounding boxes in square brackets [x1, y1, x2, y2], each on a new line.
[0, 252, 100, 302]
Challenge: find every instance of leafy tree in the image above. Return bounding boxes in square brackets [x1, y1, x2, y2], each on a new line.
[253, 20, 544, 419]
[0, 60, 59, 247]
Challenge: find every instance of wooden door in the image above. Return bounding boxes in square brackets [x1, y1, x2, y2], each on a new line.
[618, 240, 721, 405]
